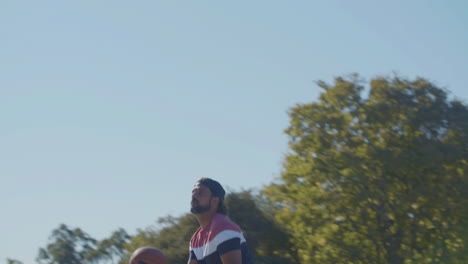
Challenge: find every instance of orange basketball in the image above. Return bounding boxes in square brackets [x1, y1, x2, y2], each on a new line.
[129, 246, 168, 264]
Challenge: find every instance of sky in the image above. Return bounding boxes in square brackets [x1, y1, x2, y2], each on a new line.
[1, 1, 467, 263]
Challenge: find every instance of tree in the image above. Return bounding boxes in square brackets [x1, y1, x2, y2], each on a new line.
[6, 260, 23, 264]
[264, 74, 468, 263]
[36, 224, 130, 264]
[225, 190, 298, 264]
[96, 228, 131, 263]
[37, 224, 99, 264]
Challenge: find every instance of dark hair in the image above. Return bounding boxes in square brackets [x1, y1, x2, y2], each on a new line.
[196, 178, 227, 215]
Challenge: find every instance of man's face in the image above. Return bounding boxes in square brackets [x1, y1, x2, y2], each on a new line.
[191, 184, 213, 214]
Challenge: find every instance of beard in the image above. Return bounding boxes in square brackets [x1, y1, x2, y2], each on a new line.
[191, 199, 211, 214]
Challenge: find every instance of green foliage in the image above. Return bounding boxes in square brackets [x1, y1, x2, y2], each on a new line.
[97, 229, 131, 263]
[11, 73, 467, 264]
[265, 74, 468, 263]
[36, 224, 98, 264]
[225, 190, 298, 264]
[6, 259, 23, 264]
[22, 191, 294, 264]
[36, 224, 130, 264]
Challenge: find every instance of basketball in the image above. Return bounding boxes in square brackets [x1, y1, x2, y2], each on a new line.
[129, 246, 168, 264]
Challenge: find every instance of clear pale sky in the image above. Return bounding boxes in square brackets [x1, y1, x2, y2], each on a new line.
[1, 1, 467, 263]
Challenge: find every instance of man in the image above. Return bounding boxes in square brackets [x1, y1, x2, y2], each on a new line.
[188, 178, 254, 264]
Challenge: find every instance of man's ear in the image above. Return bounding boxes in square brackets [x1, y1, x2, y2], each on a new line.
[211, 196, 220, 209]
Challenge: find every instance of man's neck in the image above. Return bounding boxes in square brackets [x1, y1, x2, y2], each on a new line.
[196, 211, 217, 229]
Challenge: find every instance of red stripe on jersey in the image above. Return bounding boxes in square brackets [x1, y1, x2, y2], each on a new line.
[190, 214, 241, 248]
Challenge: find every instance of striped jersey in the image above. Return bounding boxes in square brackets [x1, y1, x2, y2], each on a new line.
[189, 213, 254, 264]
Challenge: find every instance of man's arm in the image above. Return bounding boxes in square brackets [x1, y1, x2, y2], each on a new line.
[188, 249, 199, 264]
[220, 249, 242, 264]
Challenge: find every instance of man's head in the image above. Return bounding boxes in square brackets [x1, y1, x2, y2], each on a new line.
[190, 178, 227, 215]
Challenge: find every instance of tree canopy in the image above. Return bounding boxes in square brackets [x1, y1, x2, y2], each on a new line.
[36, 224, 130, 264]
[7, 73, 467, 264]
[265, 74, 468, 263]
[27, 191, 295, 264]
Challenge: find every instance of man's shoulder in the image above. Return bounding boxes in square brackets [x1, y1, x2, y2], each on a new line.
[211, 214, 241, 234]
[190, 214, 244, 248]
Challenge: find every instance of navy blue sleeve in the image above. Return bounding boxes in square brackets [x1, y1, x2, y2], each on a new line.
[217, 237, 241, 256]
[189, 250, 197, 261]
